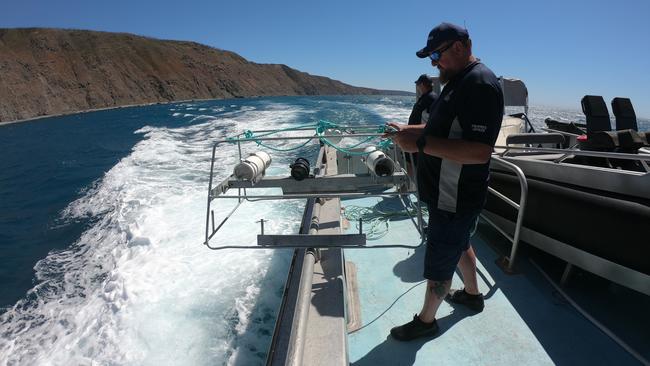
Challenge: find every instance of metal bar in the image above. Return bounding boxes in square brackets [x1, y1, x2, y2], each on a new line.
[540, 127, 583, 137]
[265, 197, 316, 365]
[205, 200, 245, 248]
[258, 234, 366, 247]
[285, 200, 321, 366]
[491, 156, 529, 272]
[222, 173, 408, 191]
[479, 213, 515, 243]
[286, 250, 315, 366]
[553, 153, 573, 164]
[203, 243, 423, 250]
[398, 193, 424, 236]
[560, 263, 573, 286]
[487, 186, 520, 210]
[411, 161, 425, 242]
[641, 160, 650, 172]
[494, 145, 650, 161]
[250, 124, 382, 134]
[212, 191, 416, 200]
[204, 144, 218, 245]
[213, 133, 385, 145]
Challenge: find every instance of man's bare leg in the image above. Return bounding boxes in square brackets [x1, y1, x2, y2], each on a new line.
[418, 280, 451, 323]
[457, 245, 480, 295]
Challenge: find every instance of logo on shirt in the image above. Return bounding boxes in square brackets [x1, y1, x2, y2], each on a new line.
[471, 124, 487, 133]
[443, 90, 454, 102]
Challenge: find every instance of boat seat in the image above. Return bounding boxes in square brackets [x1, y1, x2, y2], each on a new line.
[581, 95, 612, 134]
[611, 97, 638, 131]
[506, 133, 565, 147]
[584, 129, 645, 151]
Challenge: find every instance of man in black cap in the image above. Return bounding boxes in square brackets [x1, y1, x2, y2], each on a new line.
[409, 74, 437, 126]
[404, 74, 437, 173]
[387, 22, 504, 341]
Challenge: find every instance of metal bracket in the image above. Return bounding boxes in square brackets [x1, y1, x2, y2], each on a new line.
[257, 234, 366, 247]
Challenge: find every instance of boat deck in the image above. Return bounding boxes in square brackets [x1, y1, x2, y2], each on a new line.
[341, 195, 646, 366]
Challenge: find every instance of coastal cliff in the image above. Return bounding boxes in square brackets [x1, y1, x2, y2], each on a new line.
[0, 28, 405, 123]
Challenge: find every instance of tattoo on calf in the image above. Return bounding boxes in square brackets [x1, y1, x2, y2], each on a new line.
[429, 280, 450, 300]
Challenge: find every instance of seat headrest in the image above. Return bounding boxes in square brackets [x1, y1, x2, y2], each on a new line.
[581, 95, 611, 134]
[581, 95, 609, 117]
[611, 97, 636, 118]
[611, 97, 638, 131]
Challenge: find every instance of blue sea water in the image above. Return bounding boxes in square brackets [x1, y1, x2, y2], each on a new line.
[0, 95, 648, 365]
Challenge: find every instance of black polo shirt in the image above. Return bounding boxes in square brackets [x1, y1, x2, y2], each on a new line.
[417, 62, 504, 213]
[408, 91, 437, 125]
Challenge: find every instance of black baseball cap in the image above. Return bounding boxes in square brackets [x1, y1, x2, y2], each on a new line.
[416, 22, 469, 58]
[414, 74, 433, 85]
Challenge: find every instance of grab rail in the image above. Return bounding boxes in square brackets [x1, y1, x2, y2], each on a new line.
[481, 155, 529, 273]
[496, 145, 650, 161]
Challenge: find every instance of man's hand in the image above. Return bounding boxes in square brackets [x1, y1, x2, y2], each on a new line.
[382, 122, 403, 137]
[387, 130, 420, 153]
[382, 122, 424, 137]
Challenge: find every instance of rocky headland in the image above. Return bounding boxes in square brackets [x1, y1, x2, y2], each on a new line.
[0, 28, 408, 123]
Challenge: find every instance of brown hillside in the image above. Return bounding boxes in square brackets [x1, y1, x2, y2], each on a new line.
[0, 28, 401, 123]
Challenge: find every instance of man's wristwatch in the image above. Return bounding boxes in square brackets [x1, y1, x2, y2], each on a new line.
[416, 135, 427, 152]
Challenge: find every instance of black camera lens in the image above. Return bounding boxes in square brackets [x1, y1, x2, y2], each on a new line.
[290, 157, 310, 181]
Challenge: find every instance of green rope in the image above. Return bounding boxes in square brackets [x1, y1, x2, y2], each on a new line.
[344, 203, 428, 240]
[254, 135, 316, 152]
[316, 120, 392, 156]
[225, 119, 392, 154]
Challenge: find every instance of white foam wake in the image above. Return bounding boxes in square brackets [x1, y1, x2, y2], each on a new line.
[0, 103, 309, 366]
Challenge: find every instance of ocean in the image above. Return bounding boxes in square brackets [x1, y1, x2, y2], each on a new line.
[0, 95, 648, 365]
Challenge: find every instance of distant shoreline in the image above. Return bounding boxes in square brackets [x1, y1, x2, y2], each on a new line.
[0, 99, 212, 126]
[3, 99, 648, 127]
[0, 93, 414, 127]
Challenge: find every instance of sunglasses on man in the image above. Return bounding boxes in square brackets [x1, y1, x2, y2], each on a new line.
[428, 41, 455, 63]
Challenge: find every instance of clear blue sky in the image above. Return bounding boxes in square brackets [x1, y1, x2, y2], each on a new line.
[3, 0, 650, 117]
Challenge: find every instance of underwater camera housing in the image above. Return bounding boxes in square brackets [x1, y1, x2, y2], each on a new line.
[362, 146, 395, 176]
[290, 157, 311, 181]
[233, 151, 272, 181]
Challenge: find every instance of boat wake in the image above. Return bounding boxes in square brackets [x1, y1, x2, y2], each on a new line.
[0, 103, 308, 366]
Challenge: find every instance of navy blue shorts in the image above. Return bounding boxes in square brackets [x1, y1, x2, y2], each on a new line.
[423, 206, 480, 281]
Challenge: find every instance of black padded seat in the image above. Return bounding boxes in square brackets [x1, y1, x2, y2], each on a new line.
[611, 97, 638, 131]
[583, 129, 645, 151]
[581, 95, 612, 134]
[506, 133, 565, 146]
[616, 129, 645, 151]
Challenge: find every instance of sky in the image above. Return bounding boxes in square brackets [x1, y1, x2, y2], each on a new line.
[2, 0, 650, 117]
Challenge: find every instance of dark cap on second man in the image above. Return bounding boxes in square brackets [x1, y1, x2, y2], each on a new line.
[414, 74, 433, 85]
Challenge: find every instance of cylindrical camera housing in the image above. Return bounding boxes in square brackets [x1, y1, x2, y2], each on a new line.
[233, 151, 272, 181]
[290, 157, 310, 181]
[363, 147, 395, 176]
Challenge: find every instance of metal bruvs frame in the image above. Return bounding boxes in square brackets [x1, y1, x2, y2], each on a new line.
[204, 126, 427, 250]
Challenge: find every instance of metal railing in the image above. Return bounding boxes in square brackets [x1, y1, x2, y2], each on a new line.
[497, 144, 650, 173]
[496, 145, 650, 161]
[481, 155, 529, 273]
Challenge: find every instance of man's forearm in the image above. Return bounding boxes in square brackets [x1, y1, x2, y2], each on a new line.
[422, 136, 493, 164]
[402, 124, 426, 133]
